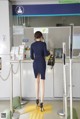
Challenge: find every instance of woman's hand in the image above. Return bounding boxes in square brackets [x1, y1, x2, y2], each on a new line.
[50, 50, 53, 55]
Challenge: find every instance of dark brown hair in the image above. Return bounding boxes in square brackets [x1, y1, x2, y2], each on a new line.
[34, 31, 43, 39]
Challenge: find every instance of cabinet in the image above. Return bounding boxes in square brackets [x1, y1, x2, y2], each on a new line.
[64, 62, 80, 98]
[0, 60, 80, 100]
[21, 62, 53, 99]
[45, 65, 53, 98]
[72, 63, 80, 98]
[54, 63, 63, 97]
[21, 62, 35, 98]
[54, 62, 80, 98]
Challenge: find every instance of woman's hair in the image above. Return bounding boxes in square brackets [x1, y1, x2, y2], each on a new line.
[34, 31, 43, 39]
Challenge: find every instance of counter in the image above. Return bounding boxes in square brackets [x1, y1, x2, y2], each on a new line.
[10, 60, 53, 100]
[10, 57, 80, 63]
[10, 58, 80, 99]
[0, 58, 80, 100]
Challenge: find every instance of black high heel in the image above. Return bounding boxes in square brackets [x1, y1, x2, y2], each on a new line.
[36, 99, 39, 107]
[40, 103, 44, 112]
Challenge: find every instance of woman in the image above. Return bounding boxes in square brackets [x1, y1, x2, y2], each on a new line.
[30, 31, 50, 111]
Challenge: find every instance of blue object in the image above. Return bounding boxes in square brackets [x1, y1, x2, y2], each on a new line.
[12, 4, 80, 16]
[22, 38, 29, 43]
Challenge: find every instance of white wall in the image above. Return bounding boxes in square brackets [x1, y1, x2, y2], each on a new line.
[0, 1, 10, 53]
[0, 0, 13, 99]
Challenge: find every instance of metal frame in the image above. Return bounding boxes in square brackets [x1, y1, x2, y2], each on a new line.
[58, 24, 74, 119]
[69, 24, 74, 119]
[57, 42, 67, 119]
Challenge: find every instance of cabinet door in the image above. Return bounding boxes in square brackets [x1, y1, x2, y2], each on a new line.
[63, 62, 80, 98]
[54, 63, 63, 97]
[66, 63, 80, 98]
[45, 66, 53, 98]
[12, 62, 20, 97]
[21, 62, 35, 98]
[72, 63, 80, 98]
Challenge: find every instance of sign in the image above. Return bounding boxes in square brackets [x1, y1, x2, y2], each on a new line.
[12, 4, 80, 16]
[15, 6, 24, 14]
[59, 0, 80, 3]
[13, 26, 24, 35]
[34, 28, 48, 33]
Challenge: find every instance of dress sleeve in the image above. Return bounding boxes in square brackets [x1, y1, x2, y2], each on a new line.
[44, 43, 50, 56]
[30, 44, 34, 60]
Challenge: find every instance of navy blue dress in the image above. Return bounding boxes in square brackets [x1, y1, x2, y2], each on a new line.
[30, 41, 50, 79]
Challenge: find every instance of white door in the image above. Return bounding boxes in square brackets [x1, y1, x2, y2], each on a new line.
[45, 65, 53, 98]
[21, 62, 35, 98]
[54, 63, 63, 98]
[72, 63, 80, 98]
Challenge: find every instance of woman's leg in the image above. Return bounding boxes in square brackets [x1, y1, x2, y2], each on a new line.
[35, 74, 40, 100]
[40, 79, 45, 111]
[40, 79, 45, 103]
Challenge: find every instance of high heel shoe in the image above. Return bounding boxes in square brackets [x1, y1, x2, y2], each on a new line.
[40, 103, 44, 112]
[36, 99, 39, 107]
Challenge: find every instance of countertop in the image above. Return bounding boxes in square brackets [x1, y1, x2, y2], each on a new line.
[10, 57, 80, 63]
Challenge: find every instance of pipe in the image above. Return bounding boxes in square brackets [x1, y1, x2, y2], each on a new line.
[69, 24, 74, 119]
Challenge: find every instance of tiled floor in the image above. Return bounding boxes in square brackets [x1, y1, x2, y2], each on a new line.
[0, 100, 80, 119]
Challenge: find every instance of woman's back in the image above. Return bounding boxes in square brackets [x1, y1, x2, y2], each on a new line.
[31, 41, 49, 61]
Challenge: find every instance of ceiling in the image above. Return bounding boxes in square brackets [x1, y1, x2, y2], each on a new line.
[9, 0, 58, 4]
[9, 0, 80, 4]
[10, 0, 58, 2]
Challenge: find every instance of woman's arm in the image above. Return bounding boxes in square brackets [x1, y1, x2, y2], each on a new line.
[30, 44, 34, 60]
[44, 43, 50, 56]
